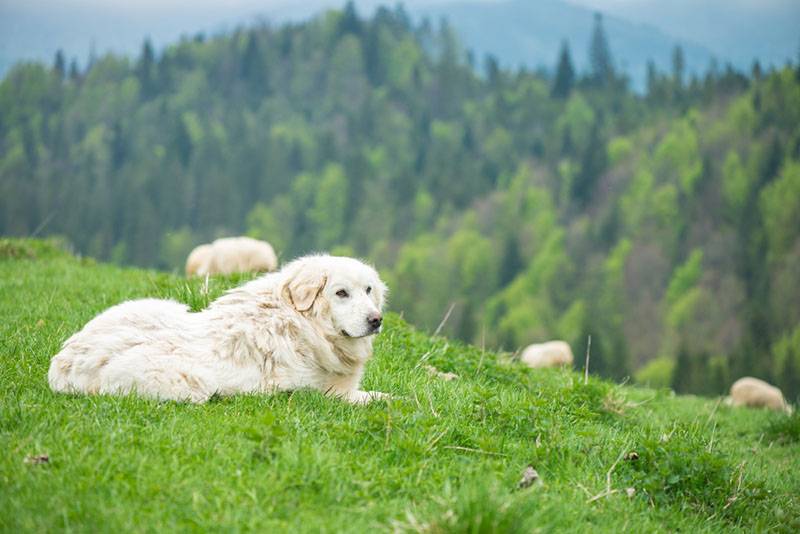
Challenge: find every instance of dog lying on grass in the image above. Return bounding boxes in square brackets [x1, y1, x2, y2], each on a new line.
[48, 255, 389, 404]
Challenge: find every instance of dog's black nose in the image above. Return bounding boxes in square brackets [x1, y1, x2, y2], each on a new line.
[368, 314, 382, 330]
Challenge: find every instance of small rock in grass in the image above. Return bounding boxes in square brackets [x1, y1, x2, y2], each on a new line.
[516, 466, 541, 489]
[626, 487, 636, 498]
[24, 454, 49, 465]
[625, 451, 639, 461]
[424, 365, 458, 381]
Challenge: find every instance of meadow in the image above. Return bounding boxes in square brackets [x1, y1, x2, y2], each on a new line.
[1, 238, 798, 532]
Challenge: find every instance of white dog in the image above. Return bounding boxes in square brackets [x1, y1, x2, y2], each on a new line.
[48, 255, 389, 404]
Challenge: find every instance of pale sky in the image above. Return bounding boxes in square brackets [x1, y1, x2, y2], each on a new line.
[8, 0, 793, 9]
[5, 0, 797, 18]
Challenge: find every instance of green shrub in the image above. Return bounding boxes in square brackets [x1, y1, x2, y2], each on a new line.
[618, 424, 768, 523]
[634, 356, 675, 388]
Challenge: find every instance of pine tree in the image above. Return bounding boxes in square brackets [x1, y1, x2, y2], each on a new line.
[485, 54, 501, 87]
[672, 45, 685, 89]
[242, 33, 259, 79]
[671, 344, 692, 393]
[435, 18, 461, 117]
[466, 49, 475, 69]
[703, 57, 719, 93]
[461, 124, 475, 152]
[796, 38, 800, 81]
[393, 4, 411, 32]
[338, 1, 362, 37]
[174, 118, 192, 168]
[560, 125, 574, 157]
[111, 121, 127, 170]
[241, 32, 269, 93]
[364, 22, 383, 86]
[751, 60, 762, 81]
[646, 60, 658, 99]
[137, 38, 156, 99]
[588, 13, 614, 88]
[68, 59, 80, 82]
[751, 60, 763, 111]
[499, 236, 522, 286]
[572, 120, 606, 205]
[279, 27, 293, 57]
[87, 40, 97, 70]
[53, 50, 66, 81]
[551, 40, 575, 99]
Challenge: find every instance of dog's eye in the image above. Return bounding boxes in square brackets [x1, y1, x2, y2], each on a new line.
[336, 289, 349, 298]
[366, 286, 372, 294]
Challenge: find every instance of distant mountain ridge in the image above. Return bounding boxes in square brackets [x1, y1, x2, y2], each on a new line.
[417, 0, 716, 89]
[577, 0, 800, 71]
[0, 0, 783, 88]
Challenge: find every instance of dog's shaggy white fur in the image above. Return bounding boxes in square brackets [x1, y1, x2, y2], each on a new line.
[48, 255, 389, 404]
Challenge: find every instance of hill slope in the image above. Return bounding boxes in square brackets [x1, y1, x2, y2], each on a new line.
[1, 239, 798, 531]
[3, 6, 800, 398]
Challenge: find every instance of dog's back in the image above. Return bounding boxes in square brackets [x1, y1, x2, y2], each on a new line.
[48, 299, 212, 399]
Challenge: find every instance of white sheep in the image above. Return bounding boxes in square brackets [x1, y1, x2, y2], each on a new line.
[728, 377, 792, 413]
[185, 243, 213, 277]
[520, 340, 574, 369]
[185, 237, 278, 276]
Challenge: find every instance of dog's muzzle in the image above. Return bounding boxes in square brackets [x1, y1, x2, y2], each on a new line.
[341, 314, 383, 338]
[367, 314, 382, 332]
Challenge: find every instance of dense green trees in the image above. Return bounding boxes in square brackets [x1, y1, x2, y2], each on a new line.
[1, 6, 799, 399]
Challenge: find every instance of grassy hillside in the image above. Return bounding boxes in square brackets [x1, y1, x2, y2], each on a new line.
[1, 238, 798, 532]
[4, 4, 800, 395]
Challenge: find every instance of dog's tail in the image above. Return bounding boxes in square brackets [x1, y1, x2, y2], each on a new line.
[48, 350, 77, 393]
[47, 345, 100, 394]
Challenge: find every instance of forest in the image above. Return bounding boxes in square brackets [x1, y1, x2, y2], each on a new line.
[1, 3, 799, 398]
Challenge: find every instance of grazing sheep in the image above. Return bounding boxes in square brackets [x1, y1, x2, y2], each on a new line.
[186, 237, 278, 277]
[185, 244, 213, 277]
[728, 377, 792, 413]
[520, 341, 574, 369]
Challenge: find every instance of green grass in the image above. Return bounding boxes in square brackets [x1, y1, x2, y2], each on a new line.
[1, 238, 798, 532]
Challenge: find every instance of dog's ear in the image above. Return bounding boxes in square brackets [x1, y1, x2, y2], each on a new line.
[373, 279, 389, 310]
[283, 267, 327, 312]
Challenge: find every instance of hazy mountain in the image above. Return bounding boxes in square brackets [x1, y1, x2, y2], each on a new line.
[570, 0, 800, 70]
[1, 0, 797, 88]
[417, 0, 716, 89]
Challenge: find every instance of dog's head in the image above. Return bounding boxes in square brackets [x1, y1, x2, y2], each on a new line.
[282, 255, 388, 339]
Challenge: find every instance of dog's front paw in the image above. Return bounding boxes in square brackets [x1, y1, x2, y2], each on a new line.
[344, 390, 391, 405]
